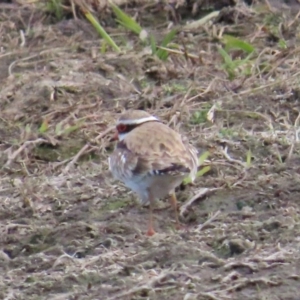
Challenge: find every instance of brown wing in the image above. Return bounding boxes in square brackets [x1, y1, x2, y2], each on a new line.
[121, 122, 196, 177]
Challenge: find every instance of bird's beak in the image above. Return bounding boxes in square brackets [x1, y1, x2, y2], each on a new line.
[110, 130, 119, 142]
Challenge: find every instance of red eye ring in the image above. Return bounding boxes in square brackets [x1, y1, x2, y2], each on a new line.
[117, 124, 127, 133]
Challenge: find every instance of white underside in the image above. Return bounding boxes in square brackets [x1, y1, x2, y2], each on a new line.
[123, 174, 185, 204]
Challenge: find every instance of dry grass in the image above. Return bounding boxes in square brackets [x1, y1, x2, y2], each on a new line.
[1, 0, 300, 299]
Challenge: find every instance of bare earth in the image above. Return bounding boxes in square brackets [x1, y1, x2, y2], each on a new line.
[1, 1, 300, 299]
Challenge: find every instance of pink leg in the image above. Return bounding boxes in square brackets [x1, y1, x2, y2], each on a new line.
[169, 192, 181, 230]
[146, 194, 156, 236]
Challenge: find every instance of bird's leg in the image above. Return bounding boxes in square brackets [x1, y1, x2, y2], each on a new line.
[146, 193, 156, 236]
[169, 192, 181, 230]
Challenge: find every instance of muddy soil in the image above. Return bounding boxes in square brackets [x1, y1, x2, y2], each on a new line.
[1, 1, 300, 299]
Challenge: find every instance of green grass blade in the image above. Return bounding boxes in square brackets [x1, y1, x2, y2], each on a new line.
[160, 29, 177, 47]
[199, 151, 210, 165]
[116, 20, 141, 35]
[218, 46, 236, 80]
[218, 46, 233, 65]
[183, 151, 210, 185]
[46, 0, 63, 21]
[25, 124, 31, 133]
[156, 47, 169, 61]
[223, 35, 255, 54]
[150, 34, 157, 54]
[155, 29, 177, 60]
[55, 123, 62, 135]
[101, 40, 107, 54]
[109, 1, 142, 35]
[62, 124, 81, 136]
[196, 166, 211, 178]
[39, 120, 49, 133]
[183, 11, 220, 30]
[182, 166, 211, 185]
[84, 10, 121, 52]
[246, 149, 252, 168]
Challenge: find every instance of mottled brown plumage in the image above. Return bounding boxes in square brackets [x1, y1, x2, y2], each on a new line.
[109, 110, 198, 236]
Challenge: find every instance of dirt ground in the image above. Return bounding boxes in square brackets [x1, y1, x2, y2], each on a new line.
[1, 0, 300, 299]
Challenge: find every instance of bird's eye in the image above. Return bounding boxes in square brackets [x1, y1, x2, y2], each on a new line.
[117, 124, 127, 133]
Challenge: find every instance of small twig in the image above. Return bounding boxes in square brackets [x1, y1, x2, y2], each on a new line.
[167, 112, 180, 128]
[63, 143, 91, 173]
[197, 210, 221, 232]
[216, 109, 274, 131]
[155, 46, 199, 59]
[95, 126, 115, 140]
[19, 30, 25, 47]
[196, 291, 227, 300]
[264, 0, 276, 12]
[8, 53, 40, 76]
[222, 277, 280, 292]
[216, 70, 300, 102]
[186, 79, 216, 103]
[210, 161, 245, 171]
[221, 146, 246, 168]
[52, 158, 72, 170]
[70, 0, 77, 19]
[223, 261, 257, 272]
[287, 9, 300, 28]
[52, 254, 77, 269]
[4, 138, 48, 168]
[51, 146, 97, 170]
[232, 171, 248, 187]
[266, 47, 300, 79]
[180, 187, 220, 217]
[8, 47, 68, 76]
[107, 270, 179, 300]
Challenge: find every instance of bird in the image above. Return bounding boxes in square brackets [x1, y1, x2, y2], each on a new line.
[108, 110, 199, 236]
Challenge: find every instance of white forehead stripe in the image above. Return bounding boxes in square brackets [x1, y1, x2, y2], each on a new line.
[117, 116, 159, 125]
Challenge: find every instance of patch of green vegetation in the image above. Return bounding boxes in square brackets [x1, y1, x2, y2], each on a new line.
[150, 29, 177, 61]
[74, 273, 110, 288]
[260, 11, 288, 49]
[218, 35, 256, 80]
[37, 118, 84, 137]
[263, 12, 282, 27]
[223, 35, 255, 54]
[25, 277, 35, 283]
[244, 112, 263, 119]
[102, 199, 127, 211]
[139, 78, 150, 89]
[32, 146, 60, 162]
[211, 240, 231, 258]
[55, 121, 83, 137]
[84, 9, 121, 52]
[45, 0, 64, 21]
[84, 2, 177, 60]
[33, 141, 85, 162]
[190, 110, 209, 124]
[218, 128, 239, 138]
[236, 200, 248, 210]
[246, 149, 252, 168]
[110, 1, 142, 35]
[163, 82, 186, 95]
[218, 47, 254, 80]
[14, 73, 23, 79]
[183, 151, 210, 185]
[27, 228, 57, 252]
[278, 39, 287, 49]
[22, 242, 53, 256]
